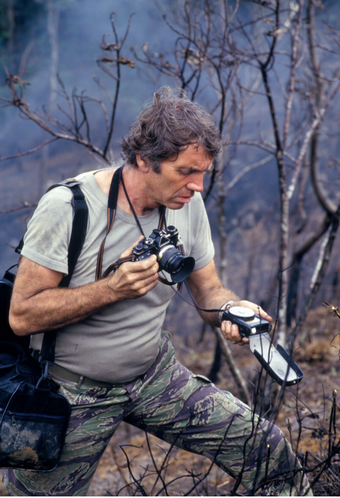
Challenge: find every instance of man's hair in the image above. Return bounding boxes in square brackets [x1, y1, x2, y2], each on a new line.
[120, 87, 221, 172]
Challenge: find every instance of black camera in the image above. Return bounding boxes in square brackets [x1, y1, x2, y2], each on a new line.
[132, 226, 195, 284]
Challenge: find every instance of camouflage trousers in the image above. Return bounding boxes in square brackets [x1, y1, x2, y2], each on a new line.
[4, 331, 310, 496]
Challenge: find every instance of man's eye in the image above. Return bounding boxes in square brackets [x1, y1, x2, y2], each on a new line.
[181, 169, 204, 176]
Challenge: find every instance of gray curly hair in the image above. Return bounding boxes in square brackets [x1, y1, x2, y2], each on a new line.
[121, 87, 221, 172]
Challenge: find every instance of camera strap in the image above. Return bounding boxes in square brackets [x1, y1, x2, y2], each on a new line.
[95, 165, 167, 281]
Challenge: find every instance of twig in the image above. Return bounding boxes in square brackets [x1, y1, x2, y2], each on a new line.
[0, 138, 59, 162]
[111, 445, 133, 495]
[0, 202, 37, 214]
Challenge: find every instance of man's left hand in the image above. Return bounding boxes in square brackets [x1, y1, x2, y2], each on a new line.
[221, 300, 272, 347]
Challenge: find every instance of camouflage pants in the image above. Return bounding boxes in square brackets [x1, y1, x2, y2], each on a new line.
[4, 331, 310, 496]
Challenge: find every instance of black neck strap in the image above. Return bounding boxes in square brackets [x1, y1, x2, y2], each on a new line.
[121, 170, 145, 237]
[96, 166, 166, 280]
[107, 165, 123, 210]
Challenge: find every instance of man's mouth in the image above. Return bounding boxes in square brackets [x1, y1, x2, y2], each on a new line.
[177, 192, 194, 202]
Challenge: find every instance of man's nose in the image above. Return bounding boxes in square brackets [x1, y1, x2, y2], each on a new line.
[187, 173, 204, 192]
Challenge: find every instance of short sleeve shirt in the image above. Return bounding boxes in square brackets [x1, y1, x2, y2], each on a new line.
[23, 169, 215, 383]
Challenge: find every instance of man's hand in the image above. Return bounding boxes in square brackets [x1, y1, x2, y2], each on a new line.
[221, 300, 272, 347]
[107, 236, 159, 300]
[185, 259, 272, 347]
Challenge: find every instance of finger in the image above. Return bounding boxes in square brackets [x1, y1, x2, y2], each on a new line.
[255, 309, 272, 324]
[238, 300, 272, 323]
[131, 276, 159, 297]
[258, 307, 272, 322]
[122, 255, 158, 275]
[130, 263, 160, 285]
[221, 321, 248, 346]
[253, 304, 272, 321]
[230, 323, 249, 346]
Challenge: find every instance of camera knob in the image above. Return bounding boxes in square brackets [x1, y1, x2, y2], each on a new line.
[167, 225, 177, 234]
[133, 242, 145, 256]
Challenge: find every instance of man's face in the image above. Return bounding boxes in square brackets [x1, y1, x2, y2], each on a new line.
[140, 144, 213, 210]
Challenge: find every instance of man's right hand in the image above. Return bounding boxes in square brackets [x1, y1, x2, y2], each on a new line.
[106, 236, 159, 301]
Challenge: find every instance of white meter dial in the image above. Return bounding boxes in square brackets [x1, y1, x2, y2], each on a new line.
[228, 306, 255, 321]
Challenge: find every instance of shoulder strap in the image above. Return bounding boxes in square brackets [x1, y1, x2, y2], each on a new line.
[39, 180, 88, 366]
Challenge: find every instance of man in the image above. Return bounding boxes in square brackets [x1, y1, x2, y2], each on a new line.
[6, 87, 310, 496]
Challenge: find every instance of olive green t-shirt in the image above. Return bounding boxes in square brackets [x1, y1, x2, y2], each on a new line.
[22, 169, 215, 383]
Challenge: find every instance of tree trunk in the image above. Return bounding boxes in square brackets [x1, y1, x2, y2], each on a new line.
[39, 0, 59, 196]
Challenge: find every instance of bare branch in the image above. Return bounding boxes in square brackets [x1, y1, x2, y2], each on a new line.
[0, 138, 59, 162]
[290, 201, 340, 345]
[0, 202, 37, 214]
[288, 79, 340, 204]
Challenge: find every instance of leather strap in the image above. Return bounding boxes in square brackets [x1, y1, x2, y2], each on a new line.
[95, 166, 167, 281]
[95, 167, 122, 281]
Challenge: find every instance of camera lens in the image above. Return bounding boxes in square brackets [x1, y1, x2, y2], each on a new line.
[158, 246, 195, 283]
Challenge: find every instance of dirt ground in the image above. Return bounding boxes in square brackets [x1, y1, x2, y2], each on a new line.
[1, 305, 339, 496]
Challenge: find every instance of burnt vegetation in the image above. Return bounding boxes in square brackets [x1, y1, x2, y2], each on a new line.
[1, 0, 340, 494]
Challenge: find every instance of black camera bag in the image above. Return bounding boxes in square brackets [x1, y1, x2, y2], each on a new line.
[0, 341, 71, 471]
[0, 180, 88, 471]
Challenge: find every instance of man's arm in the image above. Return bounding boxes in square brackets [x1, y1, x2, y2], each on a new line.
[9, 240, 159, 337]
[186, 259, 272, 346]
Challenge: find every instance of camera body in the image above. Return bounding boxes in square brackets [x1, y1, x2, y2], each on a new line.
[222, 306, 272, 337]
[132, 226, 195, 284]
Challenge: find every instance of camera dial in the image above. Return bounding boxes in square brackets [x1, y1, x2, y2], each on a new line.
[228, 306, 255, 321]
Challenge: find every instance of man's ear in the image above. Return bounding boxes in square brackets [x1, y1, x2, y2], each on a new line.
[136, 155, 150, 173]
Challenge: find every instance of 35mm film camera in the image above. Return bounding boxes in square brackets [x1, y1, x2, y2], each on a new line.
[222, 306, 303, 386]
[132, 226, 195, 284]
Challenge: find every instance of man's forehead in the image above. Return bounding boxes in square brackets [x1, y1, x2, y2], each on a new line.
[158, 144, 214, 173]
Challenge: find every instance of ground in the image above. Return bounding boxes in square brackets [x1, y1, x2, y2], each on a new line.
[1, 304, 339, 495]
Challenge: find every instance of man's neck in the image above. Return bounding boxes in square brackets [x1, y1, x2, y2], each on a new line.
[94, 165, 159, 216]
[119, 166, 158, 216]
